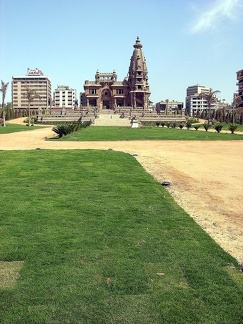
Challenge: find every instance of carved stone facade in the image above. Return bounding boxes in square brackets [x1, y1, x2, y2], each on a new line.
[83, 37, 150, 111]
[237, 69, 243, 107]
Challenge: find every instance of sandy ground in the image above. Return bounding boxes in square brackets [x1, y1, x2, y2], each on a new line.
[1, 119, 243, 263]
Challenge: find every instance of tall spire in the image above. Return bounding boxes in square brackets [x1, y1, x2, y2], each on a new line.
[127, 37, 150, 109]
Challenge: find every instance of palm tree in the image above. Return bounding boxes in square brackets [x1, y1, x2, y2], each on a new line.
[0, 80, 9, 127]
[198, 89, 220, 125]
[231, 95, 242, 125]
[26, 87, 40, 126]
[165, 99, 169, 115]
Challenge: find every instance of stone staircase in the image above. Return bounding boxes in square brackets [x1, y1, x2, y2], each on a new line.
[94, 113, 131, 126]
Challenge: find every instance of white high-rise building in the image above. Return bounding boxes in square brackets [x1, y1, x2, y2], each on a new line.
[185, 85, 210, 116]
[186, 85, 227, 117]
[12, 68, 51, 114]
[54, 85, 77, 109]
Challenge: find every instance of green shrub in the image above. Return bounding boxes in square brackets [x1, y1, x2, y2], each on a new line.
[24, 117, 35, 126]
[203, 124, 211, 132]
[228, 124, 238, 134]
[161, 122, 165, 127]
[165, 122, 171, 128]
[187, 117, 199, 124]
[214, 124, 223, 133]
[194, 125, 200, 131]
[52, 121, 92, 138]
[186, 121, 192, 130]
[178, 123, 184, 129]
[52, 124, 69, 138]
[82, 120, 92, 128]
[171, 122, 177, 128]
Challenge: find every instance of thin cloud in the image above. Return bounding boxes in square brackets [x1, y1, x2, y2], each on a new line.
[190, 0, 243, 34]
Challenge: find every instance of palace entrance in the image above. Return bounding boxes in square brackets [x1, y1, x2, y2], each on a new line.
[101, 89, 112, 109]
[103, 100, 110, 109]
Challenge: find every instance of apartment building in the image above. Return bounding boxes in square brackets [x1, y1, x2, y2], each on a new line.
[186, 85, 228, 116]
[185, 85, 209, 116]
[53, 85, 77, 108]
[12, 68, 51, 113]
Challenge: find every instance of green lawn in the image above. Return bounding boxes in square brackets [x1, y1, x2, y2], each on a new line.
[0, 150, 242, 323]
[57, 126, 243, 141]
[0, 124, 45, 134]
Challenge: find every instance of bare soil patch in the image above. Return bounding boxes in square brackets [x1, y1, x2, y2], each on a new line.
[0, 261, 24, 289]
[1, 120, 243, 263]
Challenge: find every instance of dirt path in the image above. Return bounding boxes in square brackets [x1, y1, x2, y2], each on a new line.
[1, 120, 243, 263]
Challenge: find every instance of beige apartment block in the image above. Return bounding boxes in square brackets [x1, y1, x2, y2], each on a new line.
[12, 68, 51, 114]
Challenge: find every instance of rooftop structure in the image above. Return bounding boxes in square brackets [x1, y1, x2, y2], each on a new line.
[156, 100, 184, 115]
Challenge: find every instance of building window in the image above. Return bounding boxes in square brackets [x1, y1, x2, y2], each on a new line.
[89, 89, 96, 94]
[116, 89, 123, 94]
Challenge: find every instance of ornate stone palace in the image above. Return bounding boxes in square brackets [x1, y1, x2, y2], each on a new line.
[82, 37, 150, 112]
[37, 37, 186, 124]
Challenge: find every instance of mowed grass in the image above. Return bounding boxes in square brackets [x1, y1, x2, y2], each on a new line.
[0, 150, 243, 323]
[58, 126, 243, 141]
[0, 124, 45, 134]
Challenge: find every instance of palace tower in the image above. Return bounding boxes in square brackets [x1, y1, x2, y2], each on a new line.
[127, 36, 150, 109]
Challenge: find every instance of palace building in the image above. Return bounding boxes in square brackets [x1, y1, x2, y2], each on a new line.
[83, 37, 150, 112]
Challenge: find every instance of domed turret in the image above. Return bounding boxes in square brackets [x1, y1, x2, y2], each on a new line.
[133, 36, 143, 49]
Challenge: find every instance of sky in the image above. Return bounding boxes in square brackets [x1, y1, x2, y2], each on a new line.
[1, 0, 243, 104]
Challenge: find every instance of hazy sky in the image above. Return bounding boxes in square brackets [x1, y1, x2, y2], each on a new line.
[1, 0, 243, 104]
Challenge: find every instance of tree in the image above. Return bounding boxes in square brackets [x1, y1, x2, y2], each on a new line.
[198, 89, 220, 125]
[0, 80, 9, 127]
[26, 87, 40, 126]
[231, 95, 242, 125]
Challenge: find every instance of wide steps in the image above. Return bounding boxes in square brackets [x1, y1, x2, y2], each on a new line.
[94, 113, 130, 126]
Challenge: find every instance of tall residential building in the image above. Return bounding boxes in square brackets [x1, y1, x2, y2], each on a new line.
[236, 69, 243, 107]
[186, 85, 227, 116]
[83, 37, 150, 111]
[186, 85, 213, 116]
[12, 68, 51, 113]
[54, 85, 77, 108]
